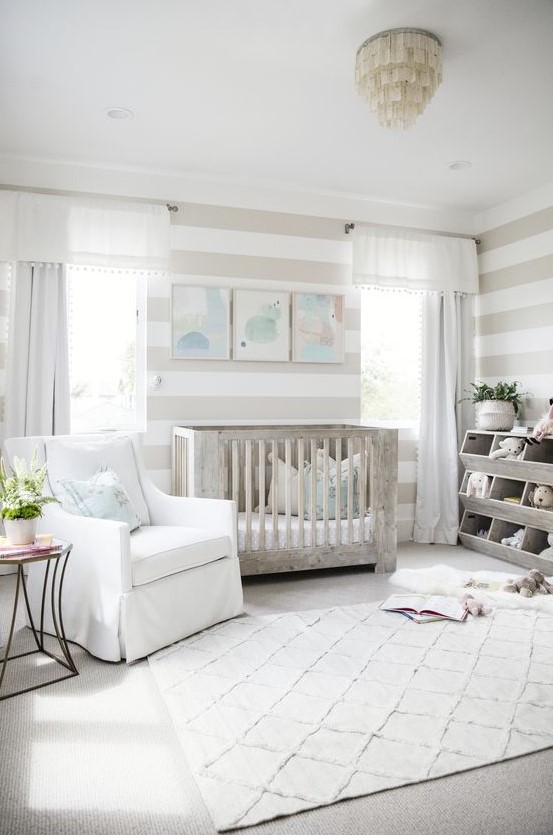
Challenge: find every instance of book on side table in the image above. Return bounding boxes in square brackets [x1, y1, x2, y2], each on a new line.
[0, 538, 64, 560]
[379, 593, 468, 623]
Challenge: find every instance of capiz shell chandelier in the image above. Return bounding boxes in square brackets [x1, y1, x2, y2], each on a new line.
[355, 28, 443, 129]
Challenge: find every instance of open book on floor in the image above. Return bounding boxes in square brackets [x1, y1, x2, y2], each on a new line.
[379, 593, 468, 623]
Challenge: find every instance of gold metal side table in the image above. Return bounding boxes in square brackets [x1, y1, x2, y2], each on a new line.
[0, 540, 78, 700]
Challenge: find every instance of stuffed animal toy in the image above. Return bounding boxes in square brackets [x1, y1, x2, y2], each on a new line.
[500, 527, 524, 548]
[539, 533, 553, 560]
[489, 437, 525, 460]
[501, 569, 553, 596]
[526, 397, 553, 445]
[461, 592, 491, 616]
[466, 471, 491, 498]
[528, 484, 553, 511]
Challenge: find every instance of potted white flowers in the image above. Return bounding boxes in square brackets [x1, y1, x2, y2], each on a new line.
[0, 449, 57, 545]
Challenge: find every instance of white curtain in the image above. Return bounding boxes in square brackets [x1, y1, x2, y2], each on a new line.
[4, 263, 70, 438]
[0, 190, 170, 269]
[414, 291, 475, 544]
[352, 226, 478, 545]
[0, 262, 11, 449]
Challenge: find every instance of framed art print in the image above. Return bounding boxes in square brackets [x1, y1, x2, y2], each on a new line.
[233, 289, 290, 361]
[171, 285, 230, 359]
[292, 292, 345, 363]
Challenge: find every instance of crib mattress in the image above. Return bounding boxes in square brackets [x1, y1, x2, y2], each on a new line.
[237, 512, 372, 552]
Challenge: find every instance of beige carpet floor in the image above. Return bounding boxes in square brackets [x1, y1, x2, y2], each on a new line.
[1, 542, 553, 835]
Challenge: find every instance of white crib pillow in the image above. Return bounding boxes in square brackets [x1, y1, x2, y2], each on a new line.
[266, 453, 300, 514]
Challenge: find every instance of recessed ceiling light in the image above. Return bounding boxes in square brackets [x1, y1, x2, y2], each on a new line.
[448, 160, 472, 170]
[105, 107, 134, 120]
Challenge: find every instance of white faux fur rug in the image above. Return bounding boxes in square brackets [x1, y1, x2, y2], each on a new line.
[149, 601, 553, 831]
[390, 564, 553, 612]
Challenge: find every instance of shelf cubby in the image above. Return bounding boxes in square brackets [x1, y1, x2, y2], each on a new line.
[459, 512, 492, 539]
[521, 437, 553, 465]
[460, 432, 494, 456]
[522, 527, 550, 556]
[489, 477, 524, 504]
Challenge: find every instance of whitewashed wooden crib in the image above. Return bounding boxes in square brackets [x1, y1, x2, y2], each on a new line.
[172, 424, 398, 576]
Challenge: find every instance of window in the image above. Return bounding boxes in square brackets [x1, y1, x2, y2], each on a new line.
[360, 288, 421, 425]
[66, 267, 146, 433]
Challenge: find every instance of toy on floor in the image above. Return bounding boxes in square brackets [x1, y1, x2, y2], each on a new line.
[466, 471, 491, 498]
[500, 527, 524, 548]
[489, 437, 525, 460]
[526, 397, 553, 445]
[500, 569, 553, 597]
[461, 592, 491, 616]
[528, 484, 553, 511]
[539, 533, 553, 560]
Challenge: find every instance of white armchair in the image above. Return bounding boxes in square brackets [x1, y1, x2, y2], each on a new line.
[2, 433, 244, 662]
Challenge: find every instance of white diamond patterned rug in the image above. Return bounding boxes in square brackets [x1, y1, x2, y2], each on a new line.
[148, 602, 553, 831]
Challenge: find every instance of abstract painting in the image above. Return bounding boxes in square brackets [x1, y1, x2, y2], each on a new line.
[171, 285, 230, 359]
[292, 292, 345, 363]
[233, 289, 290, 361]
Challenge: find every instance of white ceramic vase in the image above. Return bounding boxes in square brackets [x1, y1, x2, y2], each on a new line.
[3, 517, 38, 546]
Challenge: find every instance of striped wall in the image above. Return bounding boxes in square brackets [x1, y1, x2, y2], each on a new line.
[143, 203, 416, 541]
[476, 191, 553, 425]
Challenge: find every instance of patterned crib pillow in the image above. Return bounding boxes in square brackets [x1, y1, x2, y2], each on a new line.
[303, 463, 360, 520]
[57, 466, 141, 531]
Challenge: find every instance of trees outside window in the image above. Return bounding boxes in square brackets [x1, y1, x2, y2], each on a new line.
[66, 267, 146, 433]
[360, 289, 421, 425]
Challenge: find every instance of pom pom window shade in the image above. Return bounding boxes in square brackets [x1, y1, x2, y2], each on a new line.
[0, 190, 170, 269]
[351, 226, 478, 294]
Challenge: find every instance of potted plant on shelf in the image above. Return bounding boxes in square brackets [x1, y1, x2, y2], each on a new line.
[462, 380, 527, 431]
[0, 449, 56, 545]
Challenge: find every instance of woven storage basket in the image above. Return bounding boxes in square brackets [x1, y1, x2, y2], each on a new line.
[475, 400, 516, 431]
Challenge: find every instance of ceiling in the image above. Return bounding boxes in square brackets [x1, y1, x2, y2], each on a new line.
[1, 0, 553, 214]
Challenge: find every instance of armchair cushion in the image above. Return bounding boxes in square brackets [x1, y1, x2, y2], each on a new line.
[45, 435, 150, 525]
[58, 467, 142, 531]
[130, 525, 232, 586]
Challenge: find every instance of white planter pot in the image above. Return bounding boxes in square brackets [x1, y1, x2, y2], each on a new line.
[475, 400, 516, 431]
[3, 517, 38, 546]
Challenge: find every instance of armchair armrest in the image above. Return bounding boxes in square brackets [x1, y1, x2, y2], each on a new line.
[141, 482, 238, 559]
[41, 502, 133, 593]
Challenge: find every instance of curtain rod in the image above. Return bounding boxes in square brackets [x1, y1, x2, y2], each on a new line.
[344, 221, 481, 246]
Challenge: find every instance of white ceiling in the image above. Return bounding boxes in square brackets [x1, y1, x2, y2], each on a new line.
[1, 0, 553, 214]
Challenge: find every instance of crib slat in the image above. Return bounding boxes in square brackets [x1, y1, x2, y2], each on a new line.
[310, 439, 317, 544]
[285, 438, 292, 549]
[244, 440, 253, 553]
[314, 439, 328, 545]
[271, 439, 278, 542]
[346, 437, 354, 543]
[258, 440, 266, 552]
[297, 437, 305, 549]
[358, 436, 368, 543]
[335, 437, 342, 544]
[172, 433, 187, 496]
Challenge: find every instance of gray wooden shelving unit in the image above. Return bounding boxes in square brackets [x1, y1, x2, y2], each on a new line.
[459, 429, 553, 572]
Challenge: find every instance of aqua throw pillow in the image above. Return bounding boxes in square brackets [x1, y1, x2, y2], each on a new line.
[58, 467, 141, 531]
[303, 463, 359, 520]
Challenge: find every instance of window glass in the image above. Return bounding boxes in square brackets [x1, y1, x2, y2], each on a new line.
[66, 267, 145, 433]
[360, 288, 421, 425]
